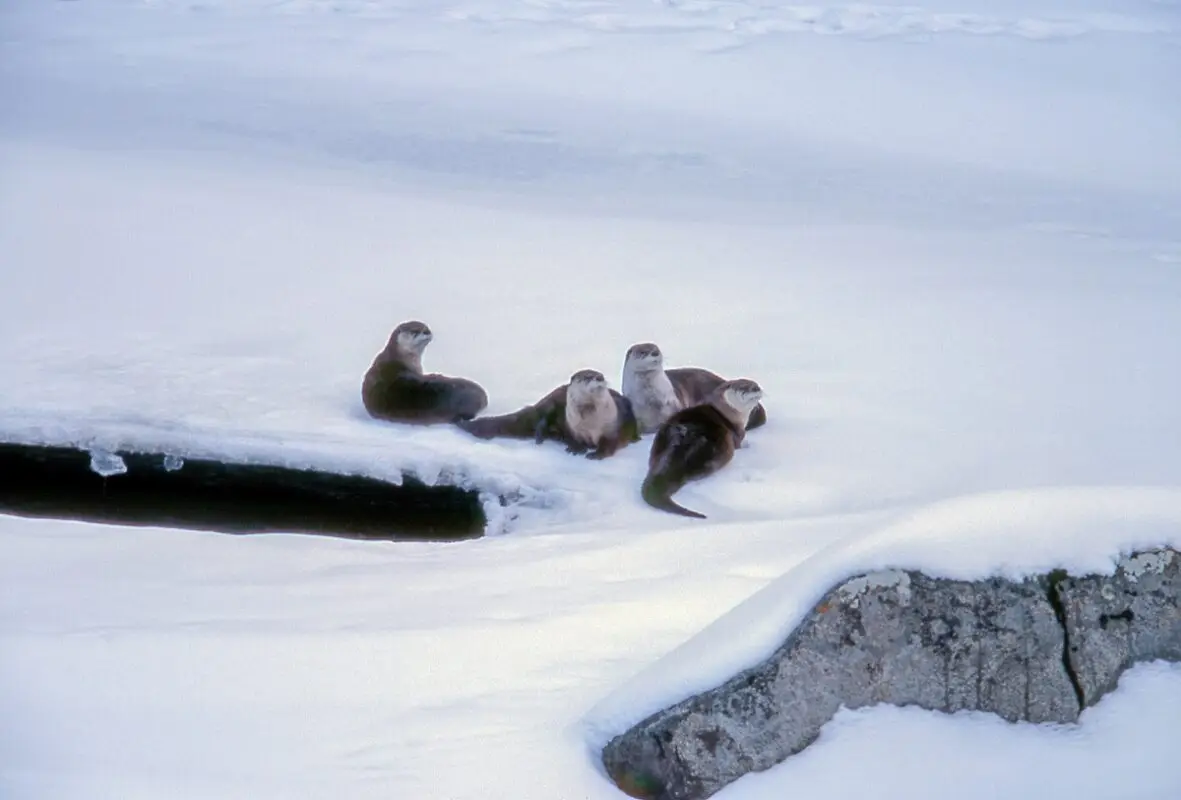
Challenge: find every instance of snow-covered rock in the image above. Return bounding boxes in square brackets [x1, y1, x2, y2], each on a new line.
[600, 548, 1181, 800]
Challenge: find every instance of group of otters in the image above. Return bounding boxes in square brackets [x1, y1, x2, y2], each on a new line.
[361, 320, 767, 519]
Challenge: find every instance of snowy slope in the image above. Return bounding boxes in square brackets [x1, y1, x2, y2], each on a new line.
[4, 501, 1180, 800]
[3, 141, 1179, 534]
[585, 486, 1181, 745]
[2, 0, 1180, 797]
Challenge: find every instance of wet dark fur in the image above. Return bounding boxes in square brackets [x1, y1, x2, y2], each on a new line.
[457, 384, 641, 459]
[666, 367, 767, 430]
[362, 350, 488, 425]
[641, 403, 746, 518]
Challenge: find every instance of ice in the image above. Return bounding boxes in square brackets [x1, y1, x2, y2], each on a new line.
[86, 448, 127, 478]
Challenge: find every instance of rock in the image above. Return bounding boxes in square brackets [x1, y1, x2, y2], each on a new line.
[1056, 548, 1181, 707]
[601, 549, 1181, 800]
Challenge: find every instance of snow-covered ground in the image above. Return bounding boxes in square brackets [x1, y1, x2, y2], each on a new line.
[2, 0, 1180, 797]
[586, 487, 1181, 744]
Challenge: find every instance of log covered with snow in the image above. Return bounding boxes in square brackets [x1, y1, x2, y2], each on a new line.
[600, 547, 1181, 800]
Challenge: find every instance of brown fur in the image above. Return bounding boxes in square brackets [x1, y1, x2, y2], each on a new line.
[622, 343, 767, 434]
[361, 321, 488, 425]
[668, 368, 767, 429]
[640, 379, 762, 519]
[456, 370, 641, 459]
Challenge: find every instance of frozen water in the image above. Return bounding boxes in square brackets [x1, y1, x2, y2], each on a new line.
[86, 448, 128, 478]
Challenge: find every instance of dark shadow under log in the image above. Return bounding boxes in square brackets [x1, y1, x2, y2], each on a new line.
[0, 442, 485, 542]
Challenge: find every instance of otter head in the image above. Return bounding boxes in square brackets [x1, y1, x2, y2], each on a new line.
[624, 343, 664, 374]
[720, 378, 764, 416]
[568, 369, 609, 404]
[390, 320, 433, 356]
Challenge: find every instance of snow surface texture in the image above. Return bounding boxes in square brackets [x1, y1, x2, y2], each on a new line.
[584, 487, 1181, 745]
[4, 508, 1181, 800]
[2, 0, 1181, 797]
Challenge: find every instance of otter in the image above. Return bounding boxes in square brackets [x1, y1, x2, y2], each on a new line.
[640, 378, 764, 519]
[361, 320, 488, 425]
[621, 343, 767, 434]
[456, 369, 640, 459]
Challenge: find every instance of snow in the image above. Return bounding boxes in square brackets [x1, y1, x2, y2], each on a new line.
[584, 486, 1181, 745]
[4, 508, 1180, 800]
[721, 660, 1181, 800]
[2, 0, 1181, 797]
[0, 514, 831, 800]
[4, 142, 1180, 534]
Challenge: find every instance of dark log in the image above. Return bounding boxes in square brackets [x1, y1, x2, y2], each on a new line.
[0, 442, 485, 542]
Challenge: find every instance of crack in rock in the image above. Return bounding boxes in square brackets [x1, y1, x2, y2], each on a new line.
[1045, 569, 1086, 710]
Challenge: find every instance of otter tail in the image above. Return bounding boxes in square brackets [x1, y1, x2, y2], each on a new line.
[454, 408, 539, 440]
[454, 417, 499, 439]
[641, 473, 706, 519]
